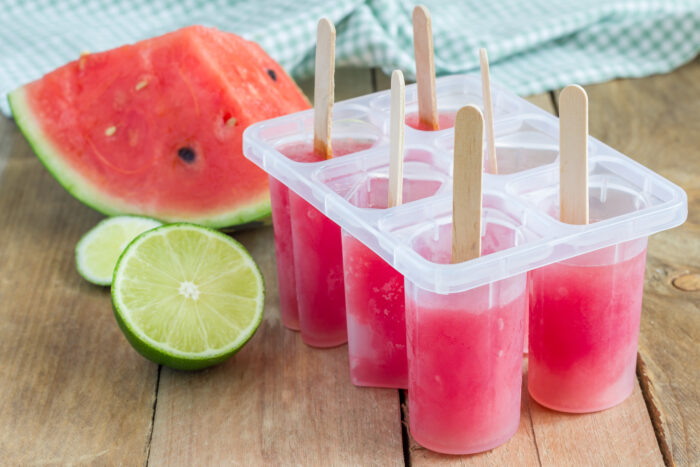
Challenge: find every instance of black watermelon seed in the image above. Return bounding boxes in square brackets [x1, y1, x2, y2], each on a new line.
[178, 147, 196, 163]
[267, 69, 277, 81]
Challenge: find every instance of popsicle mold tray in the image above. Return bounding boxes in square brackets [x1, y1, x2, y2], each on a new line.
[243, 74, 687, 294]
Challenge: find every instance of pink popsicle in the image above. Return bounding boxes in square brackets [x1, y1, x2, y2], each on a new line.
[273, 138, 373, 345]
[528, 238, 648, 413]
[343, 170, 443, 388]
[406, 222, 527, 454]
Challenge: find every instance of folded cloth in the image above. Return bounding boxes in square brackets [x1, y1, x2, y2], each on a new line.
[1, 0, 699, 116]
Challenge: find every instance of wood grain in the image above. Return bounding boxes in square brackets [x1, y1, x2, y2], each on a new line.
[577, 56, 700, 466]
[0, 118, 157, 464]
[389, 70, 406, 208]
[559, 85, 589, 225]
[479, 49, 498, 175]
[452, 105, 484, 263]
[412, 5, 439, 130]
[313, 18, 335, 158]
[529, 371, 663, 465]
[0, 115, 12, 180]
[148, 68, 404, 465]
[149, 228, 403, 466]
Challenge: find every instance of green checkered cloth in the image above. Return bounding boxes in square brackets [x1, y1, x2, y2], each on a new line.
[1, 0, 699, 116]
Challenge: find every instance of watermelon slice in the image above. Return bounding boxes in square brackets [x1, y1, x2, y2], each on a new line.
[9, 26, 310, 228]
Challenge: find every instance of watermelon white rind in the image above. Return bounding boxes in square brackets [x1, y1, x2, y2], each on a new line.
[8, 87, 271, 229]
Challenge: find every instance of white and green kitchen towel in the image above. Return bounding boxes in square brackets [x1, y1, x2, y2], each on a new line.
[1, 0, 699, 116]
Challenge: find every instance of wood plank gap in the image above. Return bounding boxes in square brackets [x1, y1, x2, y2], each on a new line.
[548, 90, 559, 116]
[523, 372, 543, 467]
[637, 354, 674, 466]
[399, 390, 411, 467]
[145, 365, 162, 467]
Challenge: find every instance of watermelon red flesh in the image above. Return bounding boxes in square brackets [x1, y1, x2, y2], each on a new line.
[9, 26, 310, 228]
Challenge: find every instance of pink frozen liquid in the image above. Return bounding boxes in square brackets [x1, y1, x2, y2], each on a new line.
[406, 222, 527, 454]
[277, 138, 374, 346]
[342, 172, 443, 389]
[269, 176, 300, 329]
[343, 234, 407, 387]
[405, 110, 457, 131]
[268, 143, 324, 330]
[528, 238, 648, 413]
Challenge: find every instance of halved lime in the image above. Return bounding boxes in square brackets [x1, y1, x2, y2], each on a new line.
[111, 223, 264, 370]
[76, 216, 163, 286]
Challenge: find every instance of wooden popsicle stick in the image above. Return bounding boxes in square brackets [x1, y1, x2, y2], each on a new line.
[314, 18, 335, 159]
[559, 84, 589, 225]
[479, 48, 498, 174]
[388, 70, 406, 208]
[412, 5, 438, 130]
[452, 105, 484, 263]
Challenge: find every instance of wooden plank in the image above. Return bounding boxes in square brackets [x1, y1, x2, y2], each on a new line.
[148, 68, 404, 465]
[573, 56, 700, 466]
[0, 115, 13, 180]
[374, 68, 392, 91]
[149, 228, 403, 465]
[530, 375, 662, 465]
[0, 117, 157, 464]
[299, 66, 378, 102]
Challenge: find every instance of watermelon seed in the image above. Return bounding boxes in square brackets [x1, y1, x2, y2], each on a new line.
[267, 69, 277, 81]
[135, 80, 149, 91]
[226, 116, 237, 127]
[178, 147, 196, 164]
[105, 126, 117, 136]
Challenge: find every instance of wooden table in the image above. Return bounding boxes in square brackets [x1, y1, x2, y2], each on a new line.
[0, 59, 698, 466]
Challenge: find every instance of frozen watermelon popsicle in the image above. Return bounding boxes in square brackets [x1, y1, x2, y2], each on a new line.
[343, 71, 444, 388]
[406, 106, 526, 455]
[270, 18, 379, 346]
[342, 167, 444, 388]
[269, 138, 374, 331]
[528, 85, 649, 412]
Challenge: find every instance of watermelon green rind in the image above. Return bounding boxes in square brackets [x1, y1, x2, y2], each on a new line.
[8, 87, 271, 229]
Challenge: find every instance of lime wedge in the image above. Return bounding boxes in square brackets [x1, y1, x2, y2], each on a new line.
[76, 216, 162, 286]
[111, 223, 264, 370]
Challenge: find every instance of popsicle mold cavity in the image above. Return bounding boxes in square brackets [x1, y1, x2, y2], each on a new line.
[509, 156, 672, 223]
[317, 147, 450, 209]
[407, 197, 526, 264]
[436, 115, 560, 174]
